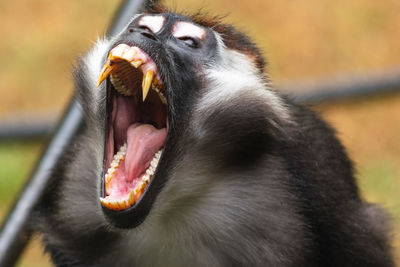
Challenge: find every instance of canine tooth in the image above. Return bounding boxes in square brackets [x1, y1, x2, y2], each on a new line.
[105, 185, 111, 195]
[131, 60, 143, 68]
[97, 61, 115, 87]
[142, 70, 154, 101]
[128, 190, 136, 206]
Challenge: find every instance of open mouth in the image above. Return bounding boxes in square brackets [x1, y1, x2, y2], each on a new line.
[97, 44, 167, 211]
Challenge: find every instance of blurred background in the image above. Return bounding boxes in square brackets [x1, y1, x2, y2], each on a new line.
[0, 0, 399, 266]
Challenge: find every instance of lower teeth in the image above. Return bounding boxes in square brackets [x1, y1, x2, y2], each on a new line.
[100, 143, 162, 210]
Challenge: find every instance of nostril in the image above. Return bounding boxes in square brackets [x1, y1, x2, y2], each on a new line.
[136, 26, 157, 41]
[141, 31, 157, 41]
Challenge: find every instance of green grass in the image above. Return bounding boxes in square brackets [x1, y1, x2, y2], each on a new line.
[0, 141, 51, 266]
[359, 159, 400, 222]
[0, 141, 42, 215]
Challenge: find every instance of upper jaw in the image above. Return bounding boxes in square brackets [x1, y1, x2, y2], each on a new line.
[98, 43, 166, 104]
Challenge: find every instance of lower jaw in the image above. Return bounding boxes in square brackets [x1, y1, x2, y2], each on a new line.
[99, 141, 166, 228]
[100, 145, 163, 210]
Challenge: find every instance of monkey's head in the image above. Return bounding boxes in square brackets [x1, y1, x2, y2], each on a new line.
[76, 6, 289, 229]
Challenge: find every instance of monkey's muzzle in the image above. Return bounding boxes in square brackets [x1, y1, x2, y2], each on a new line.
[97, 44, 167, 211]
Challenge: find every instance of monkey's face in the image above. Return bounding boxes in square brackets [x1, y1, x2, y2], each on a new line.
[96, 13, 219, 228]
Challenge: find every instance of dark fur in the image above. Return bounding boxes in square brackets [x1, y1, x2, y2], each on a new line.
[35, 7, 394, 267]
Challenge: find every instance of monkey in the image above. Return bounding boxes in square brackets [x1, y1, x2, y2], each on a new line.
[35, 5, 394, 267]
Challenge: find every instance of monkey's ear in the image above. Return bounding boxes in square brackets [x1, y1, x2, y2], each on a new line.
[144, 1, 169, 14]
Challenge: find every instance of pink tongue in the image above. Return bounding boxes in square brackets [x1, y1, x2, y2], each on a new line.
[125, 123, 167, 182]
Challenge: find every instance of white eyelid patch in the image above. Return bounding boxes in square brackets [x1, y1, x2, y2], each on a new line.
[172, 21, 206, 40]
[138, 15, 165, 33]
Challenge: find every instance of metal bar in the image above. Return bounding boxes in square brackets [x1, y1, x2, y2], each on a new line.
[281, 68, 400, 104]
[0, 1, 150, 266]
[0, 118, 55, 141]
[0, 99, 82, 267]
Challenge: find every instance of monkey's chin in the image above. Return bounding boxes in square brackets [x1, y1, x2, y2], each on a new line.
[97, 43, 168, 228]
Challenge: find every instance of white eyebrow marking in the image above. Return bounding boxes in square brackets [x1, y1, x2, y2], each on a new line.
[138, 15, 165, 33]
[172, 21, 206, 40]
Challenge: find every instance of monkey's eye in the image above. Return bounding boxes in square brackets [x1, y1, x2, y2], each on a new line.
[178, 36, 199, 48]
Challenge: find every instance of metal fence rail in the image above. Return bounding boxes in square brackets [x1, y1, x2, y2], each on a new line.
[281, 68, 400, 104]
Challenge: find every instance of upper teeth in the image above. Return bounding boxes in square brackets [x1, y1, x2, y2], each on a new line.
[152, 84, 167, 104]
[110, 73, 166, 104]
[97, 44, 166, 104]
[110, 74, 130, 96]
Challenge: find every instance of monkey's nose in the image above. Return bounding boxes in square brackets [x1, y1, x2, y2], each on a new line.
[138, 27, 158, 41]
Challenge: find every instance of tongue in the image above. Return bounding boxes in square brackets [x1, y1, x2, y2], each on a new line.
[125, 123, 167, 182]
